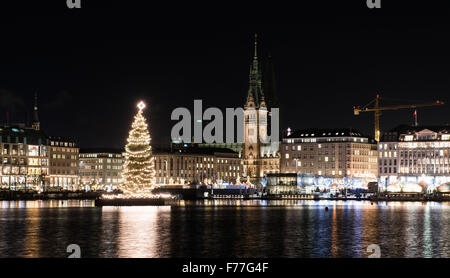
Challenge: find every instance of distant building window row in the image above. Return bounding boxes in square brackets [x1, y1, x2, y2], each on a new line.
[50, 141, 75, 147]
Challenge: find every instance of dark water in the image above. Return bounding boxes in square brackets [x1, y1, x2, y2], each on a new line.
[0, 200, 449, 258]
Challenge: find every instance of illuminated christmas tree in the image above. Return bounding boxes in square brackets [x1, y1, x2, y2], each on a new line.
[122, 101, 155, 193]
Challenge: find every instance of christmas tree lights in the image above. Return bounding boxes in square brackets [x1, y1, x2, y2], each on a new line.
[121, 101, 156, 194]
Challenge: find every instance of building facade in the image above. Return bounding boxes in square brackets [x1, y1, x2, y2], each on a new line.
[0, 126, 49, 191]
[281, 128, 378, 188]
[379, 125, 450, 193]
[48, 137, 80, 190]
[153, 147, 243, 185]
[79, 149, 124, 191]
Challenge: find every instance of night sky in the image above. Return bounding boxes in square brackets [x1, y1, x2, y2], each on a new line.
[1, 2, 449, 149]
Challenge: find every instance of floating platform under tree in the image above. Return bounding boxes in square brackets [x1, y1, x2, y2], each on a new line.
[95, 197, 169, 207]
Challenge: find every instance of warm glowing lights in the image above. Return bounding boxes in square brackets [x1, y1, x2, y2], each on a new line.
[137, 101, 146, 111]
[386, 182, 424, 193]
[122, 101, 156, 194]
[101, 193, 174, 200]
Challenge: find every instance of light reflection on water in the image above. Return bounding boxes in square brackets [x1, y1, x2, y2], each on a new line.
[0, 200, 95, 209]
[0, 200, 449, 258]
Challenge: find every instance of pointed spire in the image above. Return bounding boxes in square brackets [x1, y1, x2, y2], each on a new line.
[32, 91, 40, 131]
[246, 34, 263, 108]
[34, 91, 38, 109]
[254, 34, 258, 59]
[251, 33, 259, 71]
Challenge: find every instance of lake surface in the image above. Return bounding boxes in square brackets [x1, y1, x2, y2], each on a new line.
[0, 200, 449, 258]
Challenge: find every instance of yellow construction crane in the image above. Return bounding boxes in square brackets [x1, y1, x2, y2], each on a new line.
[354, 94, 445, 142]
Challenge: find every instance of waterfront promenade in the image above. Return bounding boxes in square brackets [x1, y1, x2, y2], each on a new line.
[1, 189, 449, 203]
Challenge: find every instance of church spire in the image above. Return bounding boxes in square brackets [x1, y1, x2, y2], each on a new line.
[245, 34, 263, 108]
[251, 34, 259, 75]
[32, 91, 40, 131]
[253, 33, 258, 59]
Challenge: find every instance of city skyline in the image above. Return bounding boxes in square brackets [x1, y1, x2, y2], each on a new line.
[2, 1, 450, 264]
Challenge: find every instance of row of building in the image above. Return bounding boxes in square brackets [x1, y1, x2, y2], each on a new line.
[279, 125, 450, 193]
[79, 146, 243, 190]
[0, 123, 245, 191]
[0, 125, 80, 191]
[2, 37, 449, 193]
[2, 121, 449, 192]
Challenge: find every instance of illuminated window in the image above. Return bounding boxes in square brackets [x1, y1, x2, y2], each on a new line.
[28, 145, 39, 156]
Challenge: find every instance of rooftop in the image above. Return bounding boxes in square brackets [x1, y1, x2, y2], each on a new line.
[48, 135, 77, 144]
[153, 146, 238, 156]
[287, 128, 368, 139]
[387, 124, 450, 134]
[0, 125, 48, 145]
[80, 148, 124, 154]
